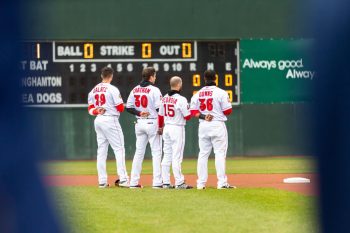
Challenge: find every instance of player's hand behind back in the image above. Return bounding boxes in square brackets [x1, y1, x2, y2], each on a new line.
[205, 114, 213, 122]
[97, 107, 106, 115]
[140, 111, 150, 118]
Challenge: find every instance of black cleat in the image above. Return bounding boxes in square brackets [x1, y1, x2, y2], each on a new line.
[130, 184, 143, 189]
[218, 184, 236, 189]
[176, 183, 193, 189]
[115, 179, 129, 188]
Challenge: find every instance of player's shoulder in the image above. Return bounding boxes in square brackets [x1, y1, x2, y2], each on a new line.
[190, 91, 199, 100]
[176, 94, 188, 103]
[213, 86, 227, 95]
[108, 83, 120, 91]
[150, 85, 161, 92]
[192, 90, 201, 97]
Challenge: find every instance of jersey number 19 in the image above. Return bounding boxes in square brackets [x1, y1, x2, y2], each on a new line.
[95, 94, 106, 106]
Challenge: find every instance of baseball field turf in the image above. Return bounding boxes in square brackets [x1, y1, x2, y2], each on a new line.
[46, 157, 318, 233]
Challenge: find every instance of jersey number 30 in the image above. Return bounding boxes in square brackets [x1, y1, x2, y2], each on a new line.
[134, 95, 148, 108]
[199, 98, 213, 111]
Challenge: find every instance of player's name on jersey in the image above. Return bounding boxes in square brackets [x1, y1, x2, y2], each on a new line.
[92, 86, 107, 93]
[53, 41, 196, 62]
[133, 87, 151, 94]
[199, 90, 213, 97]
[21, 76, 62, 87]
[162, 96, 178, 104]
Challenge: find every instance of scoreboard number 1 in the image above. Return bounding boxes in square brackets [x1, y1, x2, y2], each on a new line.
[192, 74, 201, 87]
[225, 74, 233, 86]
[142, 43, 152, 58]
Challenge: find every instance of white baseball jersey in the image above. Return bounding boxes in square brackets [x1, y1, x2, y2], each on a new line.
[190, 85, 232, 121]
[87, 82, 128, 185]
[88, 82, 123, 116]
[159, 93, 190, 126]
[126, 85, 162, 119]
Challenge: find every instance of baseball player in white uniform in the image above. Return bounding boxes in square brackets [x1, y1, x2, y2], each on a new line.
[87, 67, 129, 188]
[158, 76, 193, 189]
[190, 70, 235, 189]
[126, 67, 163, 188]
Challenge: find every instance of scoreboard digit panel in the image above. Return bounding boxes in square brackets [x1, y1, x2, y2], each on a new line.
[21, 41, 240, 106]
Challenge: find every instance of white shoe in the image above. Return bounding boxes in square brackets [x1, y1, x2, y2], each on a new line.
[197, 185, 205, 190]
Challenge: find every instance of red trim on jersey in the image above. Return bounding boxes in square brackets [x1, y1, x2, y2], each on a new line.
[116, 103, 124, 112]
[158, 115, 164, 128]
[190, 110, 200, 117]
[184, 114, 191, 121]
[223, 108, 232, 116]
[88, 104, 99, 116]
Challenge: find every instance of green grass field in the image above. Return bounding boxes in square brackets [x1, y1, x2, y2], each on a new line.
[44, 156, 316, 175]
[48, 157, 318, 233]
[54, 187, 318, 233]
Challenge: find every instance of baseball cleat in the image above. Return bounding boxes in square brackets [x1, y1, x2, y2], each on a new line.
[98, 183, 110, 188]
[176, 183, 193, 189]
[115, 179, 129, 188]
[217, 184, 237, 189]
[197, 185, 206, 190]
[152, 185, 163, 189]
[129, 184, 143, 189]
[162, 184, 175, 189]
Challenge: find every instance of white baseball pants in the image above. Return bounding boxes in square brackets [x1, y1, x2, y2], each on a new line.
[94, 115, 129, 185]
[161, 125, 186, 186]
[197, 121, 228, 188]
[130, 119, 162, 186]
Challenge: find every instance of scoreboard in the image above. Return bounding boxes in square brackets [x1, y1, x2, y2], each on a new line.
[21, 41, 240, 106]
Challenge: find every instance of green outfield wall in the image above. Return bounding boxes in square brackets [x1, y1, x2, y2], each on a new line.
[28, 102, 311, 160]
[240, 39, 314, 103]
[22, 0, 313, 159]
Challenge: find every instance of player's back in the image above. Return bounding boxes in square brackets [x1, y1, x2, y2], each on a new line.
[190, 85, 231, 122]
[126, 84, 162, 119]
[160, 93, 190, 126]
[88, 82, 123, 116]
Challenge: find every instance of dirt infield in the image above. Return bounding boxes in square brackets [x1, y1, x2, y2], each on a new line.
[45, 173, 317, 196]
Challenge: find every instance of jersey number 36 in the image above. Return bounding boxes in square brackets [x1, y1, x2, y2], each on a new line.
[199, 98, 213, 111]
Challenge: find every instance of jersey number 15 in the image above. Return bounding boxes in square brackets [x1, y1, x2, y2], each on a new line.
[163, 104, 175, 117]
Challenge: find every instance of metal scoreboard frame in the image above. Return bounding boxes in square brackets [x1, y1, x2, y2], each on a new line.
[21, 40, 241, 107]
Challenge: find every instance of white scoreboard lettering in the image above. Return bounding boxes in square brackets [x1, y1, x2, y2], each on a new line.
[21, 41, 240, 106]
